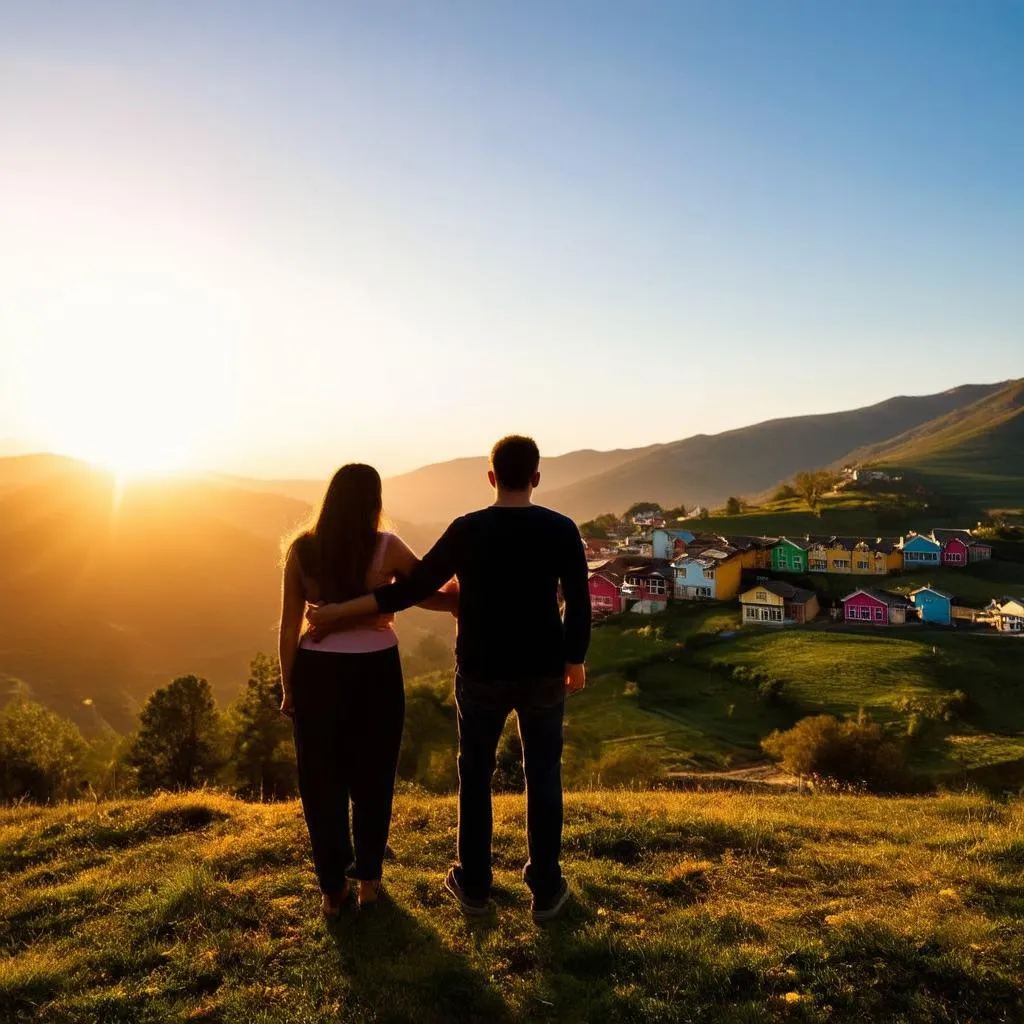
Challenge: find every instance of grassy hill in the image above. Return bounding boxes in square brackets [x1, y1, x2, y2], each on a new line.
[542, 384, 1002, 520]
[575, 601, 1024, 784]
[839, 378, 1024, 510]
[1, 790, 1022, 1023]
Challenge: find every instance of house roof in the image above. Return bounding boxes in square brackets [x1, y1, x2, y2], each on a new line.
[776, 535, 812, 551]
[909, 586, 955, 602]
[720, 534, 778, 550]
[932, 528, 992, 549]
[590, 570, 624, 587]
[742, 580, 816, 604]
[841, 587, 912, 609]
[901, 532, 942, 550]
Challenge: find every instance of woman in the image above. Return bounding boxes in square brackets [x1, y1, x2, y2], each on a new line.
[279, 463, 457, 915]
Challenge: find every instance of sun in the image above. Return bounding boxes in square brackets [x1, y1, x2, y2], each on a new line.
[11, 283, 241, 479]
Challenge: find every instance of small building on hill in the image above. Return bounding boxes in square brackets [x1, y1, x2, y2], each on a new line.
[982, 597, 1024, 633]
[672, 547, 743, 601]
[932, 528, 994, 567]
[901, 533, 942, 569]
[722, 535, 777, 571]
[909, 586, 955, 625]
[841, 588, 912, 625]
[588, 570, 623, 617]
[771, 537, 811, 574]
[651, 527, 696, 560]
[740, 581, 819, 626]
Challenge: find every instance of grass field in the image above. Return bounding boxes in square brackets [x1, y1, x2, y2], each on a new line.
[2, 790, 1023, 1023]
[581, 603, 1024, 782]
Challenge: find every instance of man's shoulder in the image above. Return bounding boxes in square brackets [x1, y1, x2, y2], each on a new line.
[531, 504, 580, 532]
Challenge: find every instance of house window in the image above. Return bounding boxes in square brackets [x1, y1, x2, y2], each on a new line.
[833, 559, 850, 570]
[769, 606, 782, 621]
[695, 586, 712, 598]
[810, 559, 827, 572]
[845, 605, 855, 619]
[703, 569, 714, 580]
[947, 552, 963, 563]
[856, 560, 870, 570]
[874, 606, 884, 621]
[755, 591, 767, 601]
[648, 577, 666, 595]
[860, 607, 872, 620]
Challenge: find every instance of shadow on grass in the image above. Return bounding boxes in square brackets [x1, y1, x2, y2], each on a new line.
[327, 898, 513, 1024]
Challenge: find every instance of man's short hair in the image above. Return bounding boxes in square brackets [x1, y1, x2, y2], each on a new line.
[490, 435, 540, 490]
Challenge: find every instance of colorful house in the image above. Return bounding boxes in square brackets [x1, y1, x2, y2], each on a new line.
[740, 581, 819, 625]
[871, 538, 904, 574]
[983, 597, 1024, 633]
[588, 571, 623, 617]
[723, 536, 777, 570]
[909, 586, 954, 625]
[620, 559, 674, 613]
[841, 588, 912, 625]
[901, 533, 942, 570]
[806, 537, 830, 573]
[771, 537, 810, 574]
[651, 528, 696, 560]
[672, 548, 743, 601]
[932, 529, 994, 566]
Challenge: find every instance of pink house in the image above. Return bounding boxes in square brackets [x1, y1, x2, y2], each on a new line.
[588, 571, 622, 616]
[841, 588, 911, 626]
[933, 529, 993, 567]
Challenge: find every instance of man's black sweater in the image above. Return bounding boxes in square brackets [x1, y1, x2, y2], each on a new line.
[374, 505, 591, 683]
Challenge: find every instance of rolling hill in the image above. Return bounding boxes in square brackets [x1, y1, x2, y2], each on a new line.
[540, 383, 1004, 519]
[838, 378, 1024, 508]
[0, 458, 454, 733]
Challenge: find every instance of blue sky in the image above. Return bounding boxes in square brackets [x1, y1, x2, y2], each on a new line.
[1, 1, 1021, 476]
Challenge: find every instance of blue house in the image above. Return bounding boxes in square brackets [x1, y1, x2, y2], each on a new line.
[909, 586, 954, 625]
[652, 528, 696, 560]
[901, 533, 942, 569]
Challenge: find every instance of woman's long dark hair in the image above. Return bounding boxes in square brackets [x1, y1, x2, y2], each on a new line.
[289, 464, 383, 602]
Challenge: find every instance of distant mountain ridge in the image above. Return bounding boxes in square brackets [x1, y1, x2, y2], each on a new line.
[839, 379, 1024, 508]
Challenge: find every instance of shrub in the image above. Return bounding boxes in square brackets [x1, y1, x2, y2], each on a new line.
[596, 745, 664, 788]
[762, 713, 907, 791]
[756, 677, 786, 705]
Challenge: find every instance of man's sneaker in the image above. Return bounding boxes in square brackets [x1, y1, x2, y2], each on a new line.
[444, 867, 489, 916]
[532, 879, 570, 923]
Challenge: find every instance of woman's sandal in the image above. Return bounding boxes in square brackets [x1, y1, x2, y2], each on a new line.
[357, 880, 384, 909]
[321, 882, 351, 918]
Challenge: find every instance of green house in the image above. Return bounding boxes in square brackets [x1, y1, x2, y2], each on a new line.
[771, 537, 810, 573]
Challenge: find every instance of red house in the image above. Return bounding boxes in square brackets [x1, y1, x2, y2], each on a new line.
[841, 588, 911, 625]
[588, 571, 623, 617]
[933, 528, 993, 567]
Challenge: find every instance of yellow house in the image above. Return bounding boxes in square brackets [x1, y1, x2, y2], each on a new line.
[714, 553, 743, 601]
[807, 537, 830, 573]
[717, 535, 775, 571]
[740, 580, 819, 625]
[826, 537, 856, 574]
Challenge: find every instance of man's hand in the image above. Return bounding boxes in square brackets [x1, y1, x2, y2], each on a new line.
[565, 663, 586, 697]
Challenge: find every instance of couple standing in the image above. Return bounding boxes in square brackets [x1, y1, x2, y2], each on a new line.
[278, 436, 591, 922]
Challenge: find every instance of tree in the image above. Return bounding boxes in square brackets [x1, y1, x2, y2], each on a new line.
[579, 513, 621, 539]
[793, 470, 836, 514]
[725, 496, 743, 515]
[0, 699, 88, 802]
[773, 483, 798, 502]
[130, 675, 225, 791]
[623, 501, 663, 519]
[228, 654, 297, 800]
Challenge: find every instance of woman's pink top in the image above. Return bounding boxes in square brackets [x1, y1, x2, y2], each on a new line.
[298, 532, 398, 654]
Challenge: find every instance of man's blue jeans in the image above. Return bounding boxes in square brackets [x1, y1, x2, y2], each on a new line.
[454, 671, 565, 902]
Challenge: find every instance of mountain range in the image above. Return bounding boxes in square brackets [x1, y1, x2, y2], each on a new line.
[374, 380, 1018, 523]
[2, 378, 1020, 730]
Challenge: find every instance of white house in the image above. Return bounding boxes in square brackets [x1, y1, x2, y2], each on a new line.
[651, 528, 696, 560]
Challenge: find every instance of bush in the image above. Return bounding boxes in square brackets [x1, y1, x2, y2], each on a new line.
[762, 713, 907, 791]
[756, 677, 787, 705]
[596, 745, 664, 788]
[0, 699, 89, 802]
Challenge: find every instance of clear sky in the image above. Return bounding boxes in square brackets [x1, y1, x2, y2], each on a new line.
[1, 1, 1022, 478]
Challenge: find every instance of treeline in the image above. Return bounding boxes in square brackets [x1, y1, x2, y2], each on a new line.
[1, 653, 663, 804]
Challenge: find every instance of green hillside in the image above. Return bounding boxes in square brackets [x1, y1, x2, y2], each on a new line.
[577, 602, 1024, 783]
[2, 790, 1022, 1023]
[842, 378, 1024, 509]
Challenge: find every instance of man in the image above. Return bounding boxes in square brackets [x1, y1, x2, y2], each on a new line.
[307, 435, 591, 922]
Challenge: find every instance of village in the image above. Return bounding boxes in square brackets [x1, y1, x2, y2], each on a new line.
[584, 508, 1024, 634]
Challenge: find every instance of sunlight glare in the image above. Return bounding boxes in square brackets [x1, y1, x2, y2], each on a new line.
[11, 281, 240, 477]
